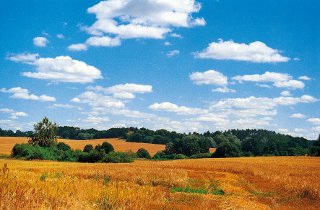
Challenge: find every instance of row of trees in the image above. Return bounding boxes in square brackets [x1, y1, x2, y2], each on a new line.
[3, 118, 320, 159]
[0, 128, 32, 137]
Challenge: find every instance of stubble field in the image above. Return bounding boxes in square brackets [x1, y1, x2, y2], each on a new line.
[0, 156, 319, 210]
[0, 137, 165, 156]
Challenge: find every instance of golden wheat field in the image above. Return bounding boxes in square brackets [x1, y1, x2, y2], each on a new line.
[0, 137, 165, 156]
[0, 156, 320, 210]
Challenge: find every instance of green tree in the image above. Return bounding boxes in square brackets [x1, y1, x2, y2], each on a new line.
[28, 117, 58, 147]
[314, 134, 320, 147]
[56, 142, 71, 151]
[136, 148, 151, 159]
[213, 142, 242, 158]
[83, 144, 94, 153]
[95, 142, 114, 154]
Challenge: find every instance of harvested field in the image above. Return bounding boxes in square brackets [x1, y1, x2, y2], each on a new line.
[0, 137, 165, 156]
[0, 156, 319, 209]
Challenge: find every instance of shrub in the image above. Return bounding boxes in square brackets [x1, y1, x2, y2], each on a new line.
[79, 149, 106, 163]
[12, 144, 57, 160]
[136, 148, 151, 159]
[83, 144, 94, 153]
[213, 142, 242, 158]
[102, 152, 133, 163]
[95, 142, 114, 154]
[309, 146, 320, 156]
[190, 153, 212, 159]
[56, 142, 71, 151]
[152, 151, 187, 160]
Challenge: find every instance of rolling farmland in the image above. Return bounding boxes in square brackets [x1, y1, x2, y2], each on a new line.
[0, 137, 165, 156]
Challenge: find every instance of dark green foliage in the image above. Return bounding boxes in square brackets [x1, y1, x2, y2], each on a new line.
[313, 135, 320, 147]
[309, 146, 320, 156]
[136, 148, 151, 159]
[152, 151, 187, 160]
[79, 149, 106, 163]
[12, 144, 57, 160]
[190, 153, 212, 159]
[213, 142, 242, 158]
[0, 128, 32, 137]
[83, 144, 94, 152]
[102, 152, 134, 163]
[95, 142, 114, 154]
[56, 142, 71, 151]
[28, 117, 58, 147]
[165, 135, 212, 156]
[3, 123, 317, 158]
[12, 142, 132, 163]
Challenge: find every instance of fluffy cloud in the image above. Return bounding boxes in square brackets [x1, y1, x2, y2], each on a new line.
[233, 71, 305, 89]
[68, 44, 88, 51]
[7, 52, 39, 63]
[33, 37, 49, 47]
[166, 50, 180, 57]
[195, 40, 290, 63]
[0, 108, 28, 119]
[212, 87, 236, 93]
[149, 102, 206, 115]
[70, 0, 204, 49]
[299, 76, 311, 81]
[307, 118, 320, 125]
[8, 53, 102, 83]
[82, 116, 109, 124]
[86, 0, 205, 37]
[71, 91, 125, 109]
[72, 83, 155, 121]
[190, 70, 234, 93]
[88, 83, 152, 99]
[281, 91, 291, 96]
[68, 36, 121, 51]
[48, 103, 80, 110]
[212, 95, 317, 111]
[290, 113, 306, 119]
[0, 87, 56, 102]
[190, 70, 228, 86]
[85, 36, 121, 47]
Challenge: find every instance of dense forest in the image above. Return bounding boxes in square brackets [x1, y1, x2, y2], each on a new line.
[1, 126, 320, 158]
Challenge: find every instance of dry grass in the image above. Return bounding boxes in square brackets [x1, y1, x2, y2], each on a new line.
[0, 137, 165, 155]
[1, 156, 320, 209]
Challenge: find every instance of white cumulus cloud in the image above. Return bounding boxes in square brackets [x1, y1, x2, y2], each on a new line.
[149, 102, 206, 115]
[0, 87, 56, 102]
[0, 108, 28, 119]
[70, 0, 204, 49]
[233, 71, 305, 89]
[195, 40, 290, 63]
[88, 83, 152, 99]
[290, 113, 306, 119]
[8, 53, 102, 83]
[190, 70, 228, 86]
[33, 37, 49, 47]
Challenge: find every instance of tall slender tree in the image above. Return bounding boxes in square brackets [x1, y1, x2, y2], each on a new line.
[28, 117, 58, 147]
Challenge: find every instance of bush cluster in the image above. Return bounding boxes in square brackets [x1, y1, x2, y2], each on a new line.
[12, 142, 133, 163]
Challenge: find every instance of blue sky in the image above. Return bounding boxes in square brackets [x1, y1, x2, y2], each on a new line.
[0, 0, 319, 139]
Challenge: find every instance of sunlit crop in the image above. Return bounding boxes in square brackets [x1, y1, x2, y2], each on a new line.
[0, 137, 165, 156]
[1, 156, 319, 209]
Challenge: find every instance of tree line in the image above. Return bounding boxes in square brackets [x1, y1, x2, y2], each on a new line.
[1, 119, 320, 158]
